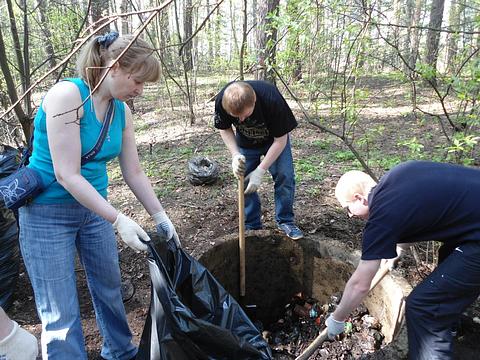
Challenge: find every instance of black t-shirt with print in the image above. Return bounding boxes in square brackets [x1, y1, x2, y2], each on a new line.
[214, 80, 297, 148]
[362, 161, 480, 261]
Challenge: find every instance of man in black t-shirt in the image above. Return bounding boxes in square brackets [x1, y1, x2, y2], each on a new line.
[214, 81, 303, 239]
[325, 161, 480, 359]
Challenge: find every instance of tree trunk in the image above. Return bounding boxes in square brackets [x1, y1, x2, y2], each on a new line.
[286, 0, 302, 80]
[206, 0, 213, 62]
[183, 0, 193, 71]
[21, 0, 31, 115]
[37, 0, 57, 72]
[214, 7, 221, 59]
[229, 0, 239, 60]
[255, 0, 280, 82]
[425, 0, 445, 73]
[0, 26, 30, 141]
[158, 3, 172, 66]
[408, 0, 423, 73]
[174, 0, 195, 124]
[239, 0, 248, 80]
[91, 0, 109, 28]
[403, 0, 414, 72]
[6, 0, 25, 91]
[446, 0, 462, 73]
[120, 0, 130, 34]
[392, 0, 402, 68]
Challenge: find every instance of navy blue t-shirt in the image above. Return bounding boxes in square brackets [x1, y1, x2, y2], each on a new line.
[362, 161, 480, 260]
[214, 80, 297, 148]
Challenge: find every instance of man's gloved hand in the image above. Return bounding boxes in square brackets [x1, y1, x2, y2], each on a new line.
[244, 167, 266, 194]
[326, 315, 345, 340]
[231, 153, 246, 179]
[152, 211, 176, 242]
[113, 213, 150, 251]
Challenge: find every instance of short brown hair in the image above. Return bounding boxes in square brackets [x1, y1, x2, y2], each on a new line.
[77, 34, 160, 88]
[221, 81, 256, 115]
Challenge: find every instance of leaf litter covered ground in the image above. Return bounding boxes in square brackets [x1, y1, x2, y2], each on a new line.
[9, 76, 480, 359]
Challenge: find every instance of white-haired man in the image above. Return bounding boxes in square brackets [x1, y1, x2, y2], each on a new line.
[327, 160, 480, 359]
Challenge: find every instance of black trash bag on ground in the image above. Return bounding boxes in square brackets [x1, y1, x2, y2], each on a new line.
[187, 156, 219, 186]
[137, 235, 272, 360]
[0, 145, 21, 309]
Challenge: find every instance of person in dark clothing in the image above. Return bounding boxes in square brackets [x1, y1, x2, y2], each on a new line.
[214, 80, 303, 239]
[326, 161, 480, 359]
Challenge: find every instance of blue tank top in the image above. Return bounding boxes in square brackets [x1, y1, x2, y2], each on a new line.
[28, 78, 125, 203]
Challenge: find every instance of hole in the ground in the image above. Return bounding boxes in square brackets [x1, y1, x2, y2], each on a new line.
[199, 230, 411, 359]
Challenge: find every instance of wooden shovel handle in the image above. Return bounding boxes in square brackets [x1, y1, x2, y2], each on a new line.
[238, 176, 246, 297]
[295, 328, 328, 360]
[295, 265, 391, 360]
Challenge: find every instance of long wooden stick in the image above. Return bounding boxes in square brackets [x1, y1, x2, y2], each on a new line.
[295, 265, 391, 360]
[238, 176, 246, 298]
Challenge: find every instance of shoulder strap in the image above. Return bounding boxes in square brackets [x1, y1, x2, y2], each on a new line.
[81, 100, 114, 165]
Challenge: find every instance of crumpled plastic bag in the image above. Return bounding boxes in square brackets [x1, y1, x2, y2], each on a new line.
[0, 145, 20, 309]
[136, 234, 272, 360]
[187, 156, 219, 186]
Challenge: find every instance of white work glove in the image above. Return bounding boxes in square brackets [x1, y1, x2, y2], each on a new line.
[113, 213, 150, 252]
[231, 153, 246, 179]
[152, 211, 178, 244]
[0, 321, 38, 360]
[244, 167, 266, 194]
[326, 315, 345, 340]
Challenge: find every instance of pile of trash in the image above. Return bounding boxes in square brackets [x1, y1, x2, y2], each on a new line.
[262, 292, 385, 359]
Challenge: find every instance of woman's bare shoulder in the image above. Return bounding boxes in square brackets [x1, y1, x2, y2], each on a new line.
[43, 81, 83, 112]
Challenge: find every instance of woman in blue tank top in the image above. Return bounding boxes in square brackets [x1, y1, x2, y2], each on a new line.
[18, 32, 177, 360]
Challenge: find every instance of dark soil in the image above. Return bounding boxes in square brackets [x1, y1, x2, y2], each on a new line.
[6, 78, 480, 359]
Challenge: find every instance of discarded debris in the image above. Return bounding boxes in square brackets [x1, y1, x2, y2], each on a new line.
[262, 292, 385, 359]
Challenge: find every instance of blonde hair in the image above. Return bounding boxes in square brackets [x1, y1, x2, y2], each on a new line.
[222, 81, 256, 115]
[335, 170, 377, 207]
[76, 34, 160, 88]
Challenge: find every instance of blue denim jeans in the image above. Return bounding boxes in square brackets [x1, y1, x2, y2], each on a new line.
[405, 241, 480, 360]
[19, 203, 137, 360]
[240, 137, 296, 229]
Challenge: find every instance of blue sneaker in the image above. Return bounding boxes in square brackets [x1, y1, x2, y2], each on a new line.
[278, 223, 304, 240]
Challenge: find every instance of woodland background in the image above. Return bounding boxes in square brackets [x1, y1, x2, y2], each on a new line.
[2, 1, 480, 357]
[0, 0, 479, 179]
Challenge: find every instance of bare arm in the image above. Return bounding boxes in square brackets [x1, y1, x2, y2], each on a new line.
[219, 127, 240, 155]
[118, 105, 164, 215]
[258, 134, 287, 170]
[219, 128, 288, 169]
[45, 82, 118, 223]
[332, 259, 381, 321]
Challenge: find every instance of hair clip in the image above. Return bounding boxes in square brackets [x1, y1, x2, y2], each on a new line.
[96, 31, 119, 49]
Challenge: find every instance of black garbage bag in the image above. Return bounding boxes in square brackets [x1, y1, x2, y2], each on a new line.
[0, 145, 21, 309]
[187, 156, 219, 186]
[137, 236, 272, 360]
[0, 145, 21, 176]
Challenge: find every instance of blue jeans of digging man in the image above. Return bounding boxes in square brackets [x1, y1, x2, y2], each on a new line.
[405, 241, 480, 360]
[19, 203, 137, 360]
[240, 136, 296, 229]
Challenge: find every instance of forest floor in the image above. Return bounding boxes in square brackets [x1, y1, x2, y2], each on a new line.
[8, 74, 480, 359]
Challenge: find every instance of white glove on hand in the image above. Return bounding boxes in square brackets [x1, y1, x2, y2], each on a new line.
[0, 321, 38, 360]
[244, 167, 266, 194]
[113, 213, 150, 252]
[231, 153, 246, 179]
[326, 315, 345, 340]
[152, 211, 176, 242]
